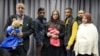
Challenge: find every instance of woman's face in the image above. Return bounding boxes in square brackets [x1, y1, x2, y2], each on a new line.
[82, 16, 87, 24]
[52, 11, 59, 20]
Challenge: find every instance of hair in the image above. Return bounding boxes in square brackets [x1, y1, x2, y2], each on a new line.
[78, 10, 84, 13]
[83, 13, 93, 23]
[38, 7, 45, 13]
[51, 10, 60, 21]
[16, 3, 25, 8]
[47, 10, 63, 29]
[65, 8, 72, 13]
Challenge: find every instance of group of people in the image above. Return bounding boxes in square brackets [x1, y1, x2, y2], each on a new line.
[2, 2, 99, 56]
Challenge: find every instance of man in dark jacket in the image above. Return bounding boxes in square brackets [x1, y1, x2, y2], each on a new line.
[64, 9, 84, 56]
[34, 8, 46, 56]
[5, 3, 34, 56]
[76, 10, 84, 25]
[64, 8, 76, 56]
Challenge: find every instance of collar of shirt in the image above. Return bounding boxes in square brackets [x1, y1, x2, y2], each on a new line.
[17, 15, 24, 20]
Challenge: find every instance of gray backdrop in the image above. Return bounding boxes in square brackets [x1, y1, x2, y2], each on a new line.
[0, 0, 100, 56]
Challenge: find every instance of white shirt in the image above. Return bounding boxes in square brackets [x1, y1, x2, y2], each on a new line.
[17, 15, 24, 30]
[74, 23, 99, 56]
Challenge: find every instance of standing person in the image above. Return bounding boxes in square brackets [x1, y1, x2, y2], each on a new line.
[41, 10, 65, 56]
[74, 13, 99, 56]
[34, 8, 46, 56]
[5, 3, 34, 56]
[64, 8, 78, 56]
[66, 10, 85, 52]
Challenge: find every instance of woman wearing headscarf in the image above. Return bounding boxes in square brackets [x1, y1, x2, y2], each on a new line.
[74, 13, 99, 56]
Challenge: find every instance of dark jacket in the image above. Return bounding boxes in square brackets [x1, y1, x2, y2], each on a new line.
[34, 17, 47, 43]
[5, 15, 34, 51]
[64, 16, 75, 46]
[75, 16, 82, 25]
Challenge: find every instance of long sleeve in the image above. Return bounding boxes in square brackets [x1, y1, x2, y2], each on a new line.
[5, 16, 12, 29]
[92, 29, 99, 56]
[34, 20, 40, 40]
[59, 24, 65, 39]
[67, 21, 78, 47]
[4, 16, 14, 36]
[34, 19, 44, 43]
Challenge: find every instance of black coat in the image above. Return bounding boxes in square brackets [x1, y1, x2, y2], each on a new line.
[64, 16, 75, 46]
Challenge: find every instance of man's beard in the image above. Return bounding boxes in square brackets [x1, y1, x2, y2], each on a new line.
[78, 15, 82, 18]
[39, 16, 44, 18]
[17, 12, 24, 16]
[66, 15, 71, 18]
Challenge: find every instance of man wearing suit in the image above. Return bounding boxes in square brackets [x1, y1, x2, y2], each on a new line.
[5, 3, 34, 56]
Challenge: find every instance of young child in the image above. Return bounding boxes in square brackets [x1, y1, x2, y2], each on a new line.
[0, 19, 23, 50]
